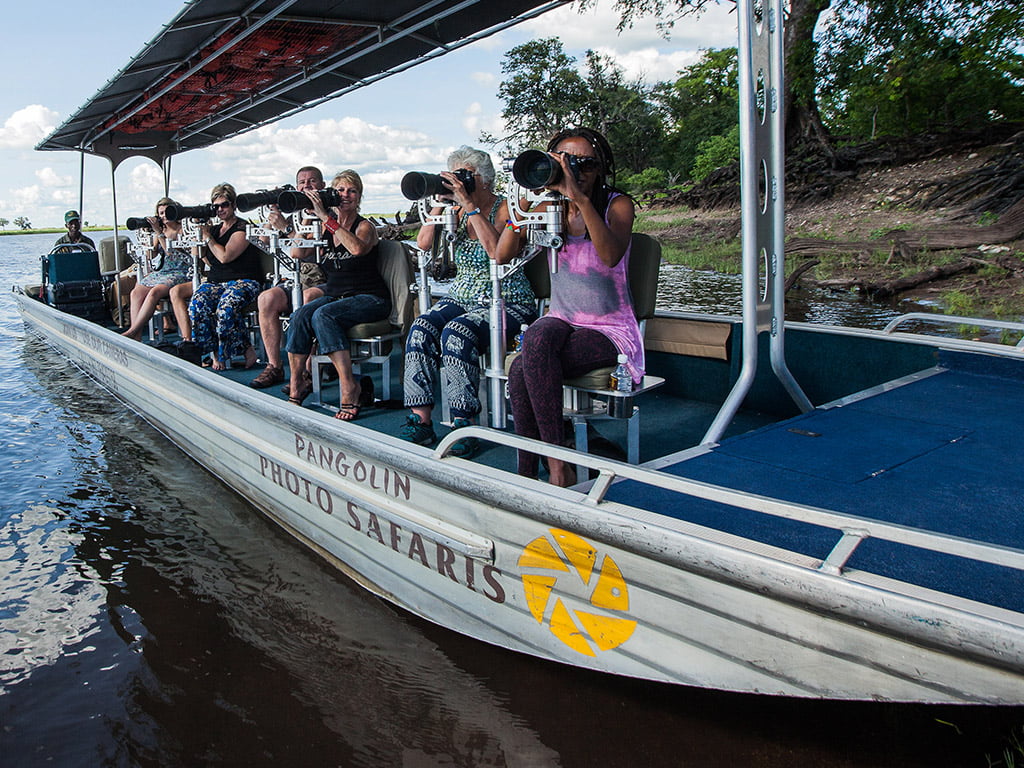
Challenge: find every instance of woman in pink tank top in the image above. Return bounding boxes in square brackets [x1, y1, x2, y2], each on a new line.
[498, 127, 642, 487]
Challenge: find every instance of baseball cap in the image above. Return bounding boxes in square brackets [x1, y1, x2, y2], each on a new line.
[64, 210, 81, 223]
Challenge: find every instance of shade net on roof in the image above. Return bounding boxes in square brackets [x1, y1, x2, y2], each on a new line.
[38, 0, 568, 167]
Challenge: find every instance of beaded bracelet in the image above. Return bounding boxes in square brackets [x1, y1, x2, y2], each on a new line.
[505, 219, 522, 232]
[323, 217, 340, 234]
[464, 208, 481, 217]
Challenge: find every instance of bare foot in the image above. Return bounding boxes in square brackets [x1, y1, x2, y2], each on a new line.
[211, 354, 226, 371]
[548, 459, 577, 488]
[243, 345, 257, 370]
[121, 328, 142, 341]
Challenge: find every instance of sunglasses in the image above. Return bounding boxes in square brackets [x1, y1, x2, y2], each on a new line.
[213, 201, 233, 210]
[559, 152, 600, 172]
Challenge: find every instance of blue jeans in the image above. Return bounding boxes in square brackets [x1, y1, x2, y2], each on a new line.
[285, 294, 390, 356]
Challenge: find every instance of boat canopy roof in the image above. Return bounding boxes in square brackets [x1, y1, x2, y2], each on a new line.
[36, 0, 566, 167]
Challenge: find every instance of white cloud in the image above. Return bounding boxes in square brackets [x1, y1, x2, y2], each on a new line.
[9, 184, 42, 208]
[34, 167, 73, 187]
[471, 71, 497, 88]
[0, 105, 60, 149]
[518, 0, 736, 83]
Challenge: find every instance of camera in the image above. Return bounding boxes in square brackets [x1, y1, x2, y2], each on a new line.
[236, 185, 294, 212]
[164, 203, 217, 221]
[400, 168, 476, 200]
[277, 187, 342, 214]
[509, 149, 598, 189]
[126, 216, 153, 231]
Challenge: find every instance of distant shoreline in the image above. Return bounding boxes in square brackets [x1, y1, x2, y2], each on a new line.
[0, 227, 110, 237]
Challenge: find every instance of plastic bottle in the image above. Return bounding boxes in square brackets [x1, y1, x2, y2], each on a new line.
[513, 323, 528, 352]
[610, 354, 632, 392]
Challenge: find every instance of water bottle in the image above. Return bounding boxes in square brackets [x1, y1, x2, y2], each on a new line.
[610, 354, 632, 392]
[513, 323, 528, 352]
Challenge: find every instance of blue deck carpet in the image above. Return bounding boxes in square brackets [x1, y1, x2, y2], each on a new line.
[606, 353, 1024, 614]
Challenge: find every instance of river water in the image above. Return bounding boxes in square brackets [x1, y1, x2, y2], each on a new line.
[1, 232, 1019, 766]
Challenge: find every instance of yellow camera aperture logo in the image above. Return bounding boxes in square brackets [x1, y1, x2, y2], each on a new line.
[518, 528, 637, 656]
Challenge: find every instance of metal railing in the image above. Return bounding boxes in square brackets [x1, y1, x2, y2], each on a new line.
[434, 425, 1024, 578]
[882, 312, 1024, 348]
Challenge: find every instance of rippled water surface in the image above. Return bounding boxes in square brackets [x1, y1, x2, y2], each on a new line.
[1, 233, 1019, 766]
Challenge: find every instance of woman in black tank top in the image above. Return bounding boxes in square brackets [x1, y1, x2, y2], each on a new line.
[283, 170, 391, 420]
[190, 183, 265, 370]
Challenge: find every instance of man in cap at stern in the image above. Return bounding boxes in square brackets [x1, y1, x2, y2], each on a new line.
[54, 210, 96, 249]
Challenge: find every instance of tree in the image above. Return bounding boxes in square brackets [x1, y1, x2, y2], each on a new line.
[0, 217, 8, 229]
[655, 47, 739, 180]
[13, 216, 31, 230]
[587, 0, 1024, 153]
[485, 39, 664, 177]
[817, 0, 1024, 139]
[581, 0, 835, 151]
[483, 37, 589, 150]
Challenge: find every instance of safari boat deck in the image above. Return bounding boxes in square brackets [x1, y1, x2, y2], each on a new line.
[604, 349, 1024, 615]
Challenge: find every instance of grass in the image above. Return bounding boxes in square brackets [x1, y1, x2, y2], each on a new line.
[660, 238, 741, 272]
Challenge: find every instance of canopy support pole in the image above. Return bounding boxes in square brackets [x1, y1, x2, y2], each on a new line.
[110, 159, 125, 327]
[702, 0, 812, 446]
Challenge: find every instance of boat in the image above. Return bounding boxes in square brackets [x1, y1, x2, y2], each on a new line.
[14, 0, 1024, 704]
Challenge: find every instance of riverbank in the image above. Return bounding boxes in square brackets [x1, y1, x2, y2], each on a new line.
[637, 143, 1024, 321]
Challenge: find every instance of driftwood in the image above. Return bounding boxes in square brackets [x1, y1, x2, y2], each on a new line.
[817, 260, 980, 300]
[784, 259, 819, 292]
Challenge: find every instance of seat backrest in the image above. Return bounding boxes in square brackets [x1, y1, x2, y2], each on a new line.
[628, 232, 661, 322]
[377, 239, 416, 335]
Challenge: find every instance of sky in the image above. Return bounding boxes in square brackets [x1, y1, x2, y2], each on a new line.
[0, 0, 736, 228]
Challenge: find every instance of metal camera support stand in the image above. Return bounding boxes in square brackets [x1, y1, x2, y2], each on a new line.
[171, 217, 211, 291]
[412, 196, 459, 315]
[130, 226, 157, 278]
[479, 184, 566, 428]
[246, 211, 327, 310]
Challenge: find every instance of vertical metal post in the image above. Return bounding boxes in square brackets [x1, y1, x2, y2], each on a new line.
[78, 152, 85, 216]
[486, 260, 507, 428]
[109, 159, 125, 327]
[702, 0, 810, 445]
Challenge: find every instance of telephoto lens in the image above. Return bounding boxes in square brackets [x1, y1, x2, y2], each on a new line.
[511, 150, 563, 189]
[125, 217, 153, 231]
[277, 188, 341, 213]
[236, 185, 293, 212]
[164, 203, 217, 221]
[400, 169, 476, 200]
[401, 172, 447, 200]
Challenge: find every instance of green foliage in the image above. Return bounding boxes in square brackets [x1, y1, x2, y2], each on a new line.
[818, 0, 1024, 139]
[691, 125, 739, 182]
[0, 217, 8, 229]
[485, 39, 663, 175]
[618, 167, 668, 195]
[655, 47, 738, 181]
[13, 216, 31, 230]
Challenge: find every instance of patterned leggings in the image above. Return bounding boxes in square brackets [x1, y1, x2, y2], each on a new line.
[403, 299, 536, 420]
[189, 279, 261, 360]
[508, 315, 618, 478]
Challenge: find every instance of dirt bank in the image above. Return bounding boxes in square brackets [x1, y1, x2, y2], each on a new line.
[642, 140, 1024, 319]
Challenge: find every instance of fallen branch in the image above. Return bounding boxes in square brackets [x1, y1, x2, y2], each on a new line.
[784, 259, 819, 292]
[818, 260, 980, 300]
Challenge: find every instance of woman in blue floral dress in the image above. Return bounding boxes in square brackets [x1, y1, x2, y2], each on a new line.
[399, 146, 537, 456]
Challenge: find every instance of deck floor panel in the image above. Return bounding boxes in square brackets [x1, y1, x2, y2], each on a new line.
[608, 364, 1024, 613]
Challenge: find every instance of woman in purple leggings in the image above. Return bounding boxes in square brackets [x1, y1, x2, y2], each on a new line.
[497, 127, 643, 487]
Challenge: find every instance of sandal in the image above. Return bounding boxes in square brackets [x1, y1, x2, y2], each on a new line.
[287, 376, 314, 405]
[281, 370, 312, 396]
[334, 403, 361, 421]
